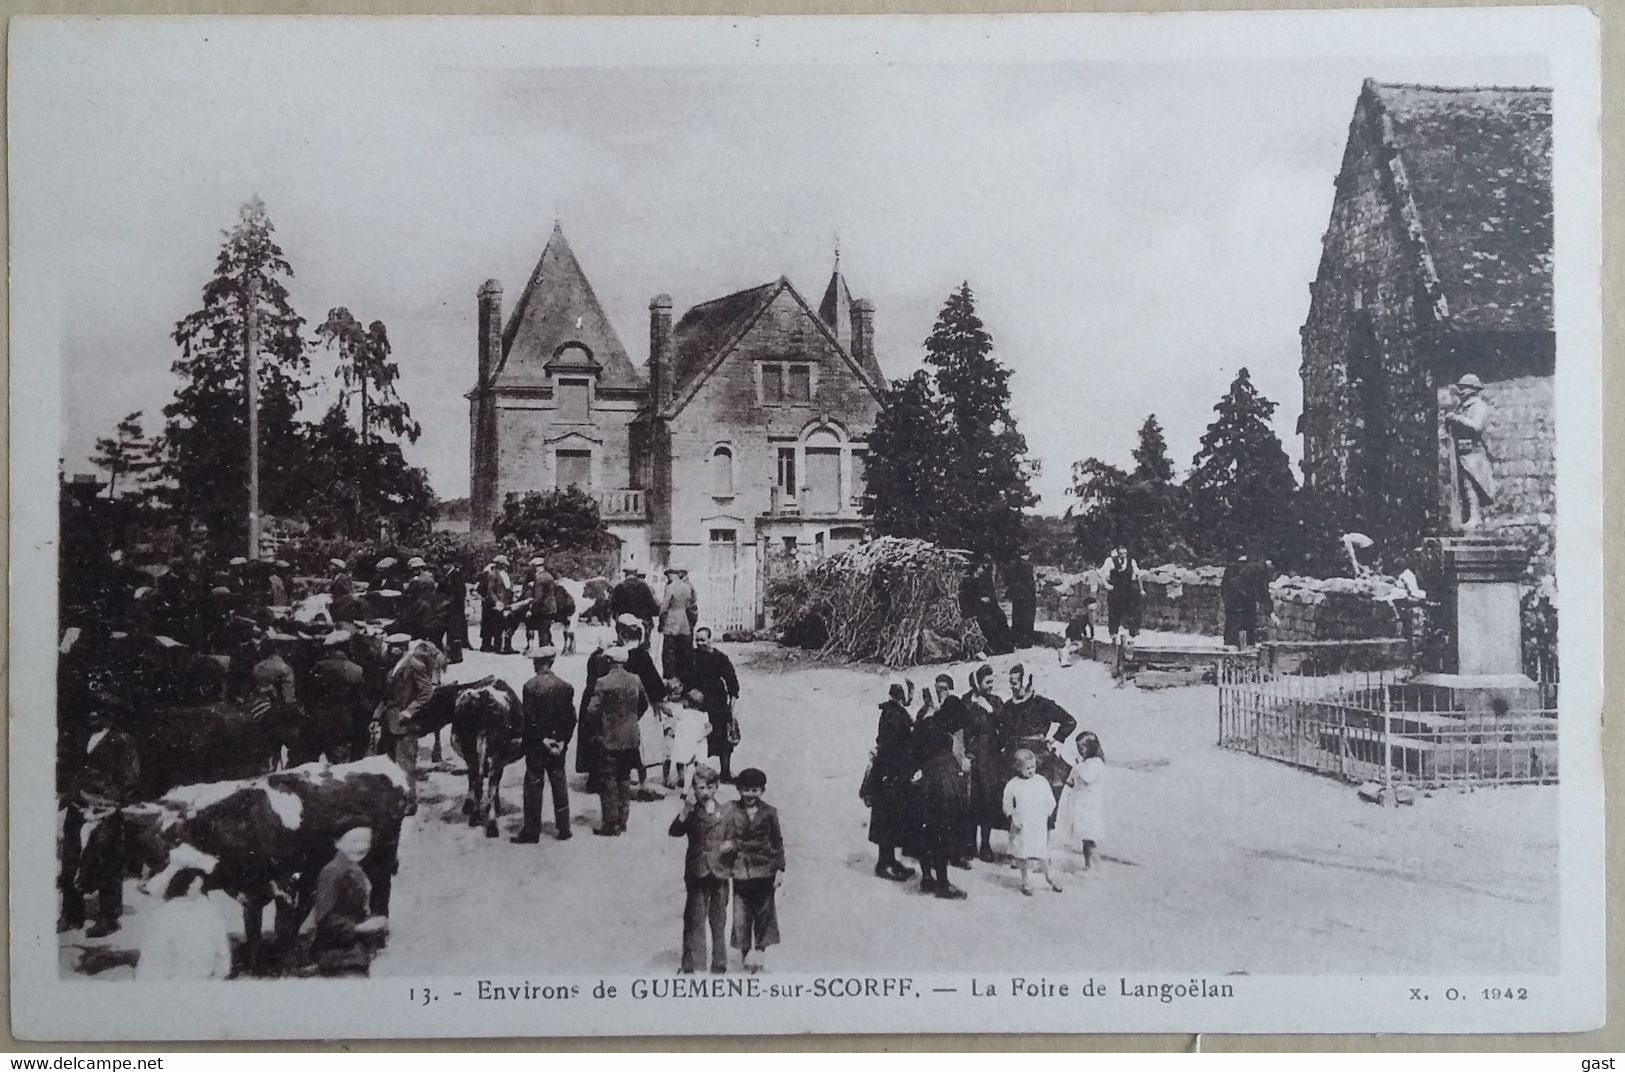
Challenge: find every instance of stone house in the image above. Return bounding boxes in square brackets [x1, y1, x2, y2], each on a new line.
[468, 223, 886, 630]
[1298, 80, 1554, 561]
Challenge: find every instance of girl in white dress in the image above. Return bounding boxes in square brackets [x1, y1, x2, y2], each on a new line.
[1002, 749, 1062, 896]
[1055, 731, 1106, 871]
[667, 689, 714, 791]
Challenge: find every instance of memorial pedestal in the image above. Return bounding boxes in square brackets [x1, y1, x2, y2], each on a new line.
[1417, 536, 1538, 711]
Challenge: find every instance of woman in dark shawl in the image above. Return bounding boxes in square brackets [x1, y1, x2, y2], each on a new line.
[909, 681, 970, 899]
[864, 678, 917, 882]
[961, 663, 1009, 862]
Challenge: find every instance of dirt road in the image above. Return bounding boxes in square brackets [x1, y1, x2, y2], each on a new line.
[372, 640, 1558, 977]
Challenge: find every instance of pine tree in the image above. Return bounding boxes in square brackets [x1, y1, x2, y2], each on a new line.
[1185, 368, 1298, 562]
[316, 307, 420, 445]
[865, 370, 952, 542]
[163, 197, 311, 545]
[90, 411, 160, 500]
[922, 282, 1038, 560]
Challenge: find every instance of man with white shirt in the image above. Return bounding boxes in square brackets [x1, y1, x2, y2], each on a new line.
[1098, 546, 1144, 641]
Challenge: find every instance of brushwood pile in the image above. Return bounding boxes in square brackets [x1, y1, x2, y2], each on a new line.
[766, 537, 985, 667]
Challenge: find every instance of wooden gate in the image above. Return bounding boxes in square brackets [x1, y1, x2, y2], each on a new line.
[700, 529, 757, 635]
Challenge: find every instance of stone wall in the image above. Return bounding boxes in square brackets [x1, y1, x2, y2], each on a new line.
[1299, 94, 1442, 555]
[493, 392, 639, 500]
[1038, 565, 1409, 643]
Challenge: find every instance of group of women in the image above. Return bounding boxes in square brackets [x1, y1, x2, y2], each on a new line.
[863, 663, 1081, 900]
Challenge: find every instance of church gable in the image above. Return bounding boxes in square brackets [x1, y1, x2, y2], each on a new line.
[493, 223, 643, 392]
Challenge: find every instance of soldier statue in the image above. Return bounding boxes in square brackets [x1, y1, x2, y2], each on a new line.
[1444, 373, 1497, 530]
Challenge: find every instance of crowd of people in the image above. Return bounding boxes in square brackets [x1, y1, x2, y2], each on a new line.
[863, 663, 1106, 900]
[62, 536, 1121, 979]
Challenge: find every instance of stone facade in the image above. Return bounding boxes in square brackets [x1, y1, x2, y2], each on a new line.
[470, 225, 885, 629]
[1299, 81, 1553, 564]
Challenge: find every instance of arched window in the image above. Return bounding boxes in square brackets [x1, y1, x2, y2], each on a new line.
[710, 446, 734, 497]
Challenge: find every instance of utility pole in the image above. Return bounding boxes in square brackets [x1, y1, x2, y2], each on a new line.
[246, 271, 262, 561]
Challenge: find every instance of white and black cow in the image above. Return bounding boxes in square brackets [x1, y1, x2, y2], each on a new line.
[117, 755, 409, 975]
[413, 677, 523, 838]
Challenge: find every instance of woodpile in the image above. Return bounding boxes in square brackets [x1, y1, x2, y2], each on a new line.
[766, 536, 984, 667]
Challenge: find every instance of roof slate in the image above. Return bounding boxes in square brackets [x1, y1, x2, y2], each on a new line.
[1365, 81, 1552, 333]
[493, 223, 644, 391]
[668, 281, 780, 398]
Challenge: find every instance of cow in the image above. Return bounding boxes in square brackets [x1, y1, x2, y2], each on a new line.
[413, 677, 523, 838]
[112, 756, 409, 975]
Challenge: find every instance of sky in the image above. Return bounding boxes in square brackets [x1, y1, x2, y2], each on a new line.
[21, 19, 1548, 513]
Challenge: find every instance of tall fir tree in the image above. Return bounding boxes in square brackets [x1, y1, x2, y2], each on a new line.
[1069, 414, 1190, 565]
[865, 370, 953, 542]
[163, 197, 311, 545]
[1184, 368, 1298, 563]
[921, 282, 1037, 560]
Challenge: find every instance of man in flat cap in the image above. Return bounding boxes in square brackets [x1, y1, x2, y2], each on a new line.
[585, 646, 650, 836]
[477, 555, 515, 653]
[513, 644, 576, 843]
[1445, 373, 1497, 529]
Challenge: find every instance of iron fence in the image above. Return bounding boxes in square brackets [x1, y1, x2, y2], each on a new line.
[1217, 659, 1558, 788]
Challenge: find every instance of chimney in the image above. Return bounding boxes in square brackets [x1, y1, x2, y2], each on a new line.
[478, 279, 504, 388]
[649, 293, 674, 409]
[851, 298, 875, 367]
[472, 279, 504, 534]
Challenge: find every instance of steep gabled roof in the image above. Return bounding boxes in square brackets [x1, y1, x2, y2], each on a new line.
[669, 281, 780, 398]
[1361, 80, 1552, 333]
[659, 276, 885, 418]
[492, 222, 644, 391]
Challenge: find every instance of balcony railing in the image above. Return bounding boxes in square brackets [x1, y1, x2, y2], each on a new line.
[594, 488, 647, 521]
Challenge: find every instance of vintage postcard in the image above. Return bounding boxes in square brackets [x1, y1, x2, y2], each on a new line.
[8, 8, 1604, 1040]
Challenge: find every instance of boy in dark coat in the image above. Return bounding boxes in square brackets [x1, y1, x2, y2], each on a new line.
[667, 764, 732, 974]
[726, 767, 785, 971]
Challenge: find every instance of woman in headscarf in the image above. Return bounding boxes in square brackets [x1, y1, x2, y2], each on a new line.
[930, 672, 976, 870]
[1003, 663, 1077, 801]
[961, 663, 1008, 862]
[863, 678, 917, 882]
[909, 680, 970, 899]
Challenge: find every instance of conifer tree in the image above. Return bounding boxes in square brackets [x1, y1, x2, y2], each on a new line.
[1131, 415, 1175, 483]
[163, 197, 311, 544]
[1185, 368, 1298, 562]
[91, 411, 160, 500]
[865, 370, 952, 542]
[922, 282, 1038, 560]
[316, 307, 420, 445]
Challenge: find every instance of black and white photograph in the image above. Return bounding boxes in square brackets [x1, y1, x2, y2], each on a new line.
[8, 9, 1604, 1040]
